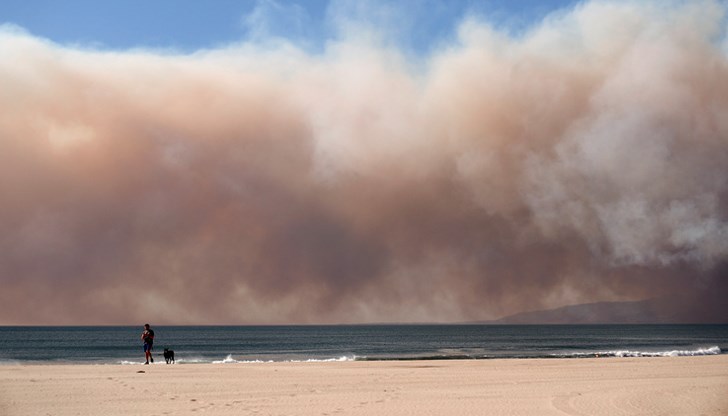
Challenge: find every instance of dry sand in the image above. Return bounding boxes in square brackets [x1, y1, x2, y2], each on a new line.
[1, 355, 726, 416]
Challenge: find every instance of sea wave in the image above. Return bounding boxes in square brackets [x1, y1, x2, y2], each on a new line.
[585, 346, 721, 358]
[176, 357, 212, 364]
[356, 354, 480, 361]
[118, 360, 167, 365]
[210, 354, 357, 364]
[355, 346, 723, 361]
[112, 346, 722, 365]
[212, 354, 239, 364]
[295, 356, 356, 363]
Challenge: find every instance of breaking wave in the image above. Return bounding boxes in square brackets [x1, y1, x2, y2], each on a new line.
[355, 346, 722, 361]
[576, 346, 722, 358]
[212, 355, 239, 364]
[117, 347, 721, 364]
[211, 354, 357, 364]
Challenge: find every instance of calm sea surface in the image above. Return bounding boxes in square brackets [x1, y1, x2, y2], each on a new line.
[0, 325, 726, 365]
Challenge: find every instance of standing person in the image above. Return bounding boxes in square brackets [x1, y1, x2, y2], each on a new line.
[141, 324, 155, 364]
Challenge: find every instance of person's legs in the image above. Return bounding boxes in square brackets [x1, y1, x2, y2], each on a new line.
[144, 344, 151, 364]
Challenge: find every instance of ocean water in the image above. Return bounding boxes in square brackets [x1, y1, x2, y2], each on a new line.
[0, 325, 726, 365]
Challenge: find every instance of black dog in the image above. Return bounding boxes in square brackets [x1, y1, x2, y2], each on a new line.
[163, 348, 175, 364]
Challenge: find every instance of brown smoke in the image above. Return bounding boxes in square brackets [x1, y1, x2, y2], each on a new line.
[0, 1, 727, 324]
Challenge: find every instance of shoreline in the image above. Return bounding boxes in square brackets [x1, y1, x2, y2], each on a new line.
[2, 344, 723, 366]
[2, 355, 727, 415]
[0, 350, 725, 366]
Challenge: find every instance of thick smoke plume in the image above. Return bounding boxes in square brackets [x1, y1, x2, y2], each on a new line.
[1, 1, 727, 324]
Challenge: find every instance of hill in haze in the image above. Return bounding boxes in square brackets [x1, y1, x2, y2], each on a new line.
[488, 296, 727, 324]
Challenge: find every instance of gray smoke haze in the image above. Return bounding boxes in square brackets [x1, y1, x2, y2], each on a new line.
[1, 0, 727, 324]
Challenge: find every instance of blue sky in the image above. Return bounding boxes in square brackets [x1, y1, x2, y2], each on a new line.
[1, 0, 581, 53]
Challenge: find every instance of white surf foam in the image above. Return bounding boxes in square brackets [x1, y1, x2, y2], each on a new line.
[295, 355, 356, 363]
[212, 354, 239, 364]
[175, 357, 209, 364]
[561, 345, 722, 358]
[209, 355, 356, 363]
[118, 360, 167, 365]
[605, 346, 721, 357]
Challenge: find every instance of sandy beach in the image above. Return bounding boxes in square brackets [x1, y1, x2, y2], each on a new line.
[1, 355, 726, 416]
